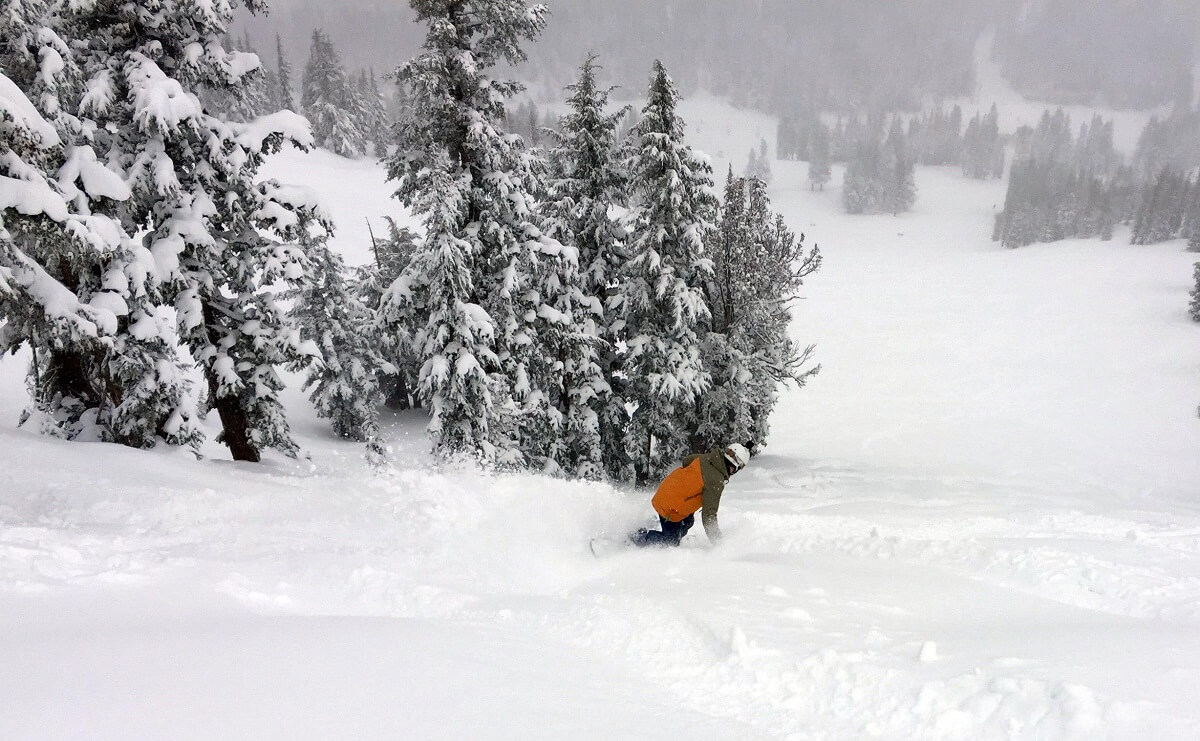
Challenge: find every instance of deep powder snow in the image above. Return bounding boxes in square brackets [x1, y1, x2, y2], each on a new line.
[2, 96, 1200, 740]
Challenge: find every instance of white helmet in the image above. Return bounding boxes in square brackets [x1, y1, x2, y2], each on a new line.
[723, 443, 750, 473]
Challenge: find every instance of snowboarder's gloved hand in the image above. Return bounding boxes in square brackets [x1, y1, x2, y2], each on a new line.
[703, 514, 722, 545]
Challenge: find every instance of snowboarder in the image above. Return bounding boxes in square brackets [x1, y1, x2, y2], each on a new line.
[630, 444, 751, 548]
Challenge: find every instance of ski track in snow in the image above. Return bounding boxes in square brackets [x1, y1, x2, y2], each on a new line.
[4, 96, 1200, 739]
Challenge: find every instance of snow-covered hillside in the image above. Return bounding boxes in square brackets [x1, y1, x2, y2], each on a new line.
[4, 96, 1200, 740]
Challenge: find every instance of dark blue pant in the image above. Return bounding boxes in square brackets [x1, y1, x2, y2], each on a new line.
[630, 514, 694, 547]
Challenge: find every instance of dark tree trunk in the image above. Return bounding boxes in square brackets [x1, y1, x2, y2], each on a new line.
[203, 301, 260, 462]
[45, 349, 98, 406]
[207, 369, 260, 462]
[688, 399, 707, 453]
[384, 372, 411, 410]
[41, 260, 103, 411]
[635, 428, 653, 488]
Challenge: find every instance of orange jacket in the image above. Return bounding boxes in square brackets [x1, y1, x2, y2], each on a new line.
[652, 459, 705, 522]
[651, 449, 729, 524]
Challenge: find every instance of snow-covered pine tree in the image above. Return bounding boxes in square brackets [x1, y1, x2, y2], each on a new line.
[392, 77, 419, 128]
[907, 115, 926, 163]
[962, 113, 985, 178]
[808, 123, 832, 191]
[521, 207, 605, 477]
[1017, 109, 1074, 164]
[1075, 114, 1123, 177]
[842, 143, 873, 213]
[994, 153, 1119, 248]
[776, 116, 796, 160]
[539, 106, 559, 144]
[1106, 165, 1140, 224]
[909, 108, 931, 166]
[544, 54, 631, 480]
[945, 105, 965, 165]
[1162, 172, 1191, 241]
[1049, 169, 1081, 241]
[695, 169, 751, 451]
[1, 1, 202, 450]
[745, 138, 772, 184]
[62, 0, 325, 461]
[1190, 263, 1200, 321]
[357, 217, 420, 410]
[1133, 109, 1200, 182]
[274, 33, 295, 112]
[1085, 173, 1117, 241]
[1133, 168, 1187, 245]
[237, 32, 272, 122]
[1182, 174, 1200, 251]
[698, 173, 820, 452]
[301, 29, 365, 157]
[383, 0, 565, 465]
[706, 168, 745, 335]
[843, 136, 887, 214]
[369, 70, 392, 156]
[962, 105, 1004, 179]
[619, 60, 716, 483]
[505, 100, 533, 143]
[202, 31, 270, 123]
[356, 69, 390, 157]
[913, 105, 963, 166]
[741, 179, 821, 447]
[2, 1, 104, 433]
[382, 157, 498, 460]
[526, 103, 541, 147]
[1, 11, 117, 438]
[617, 106, 641, 142]
[884, 118, 917, 215]
[1129, 174, 1158, 244]
[994, 159, 1040, 248]
[288, 226, 385, 443]
[830, 115, 849, 162]
[985, 104, 1005, 178]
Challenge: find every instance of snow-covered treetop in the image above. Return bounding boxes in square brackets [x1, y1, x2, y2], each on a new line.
[629, 60, 717, 262]
[410, 0, 548, 68]
[549, 54, 629, 200]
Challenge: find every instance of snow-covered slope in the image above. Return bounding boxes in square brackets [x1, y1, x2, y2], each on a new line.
[3, 97, 1200, 739]
[774, 161, 1200, 498]
[260, 147, 414, 268]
